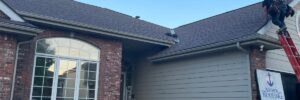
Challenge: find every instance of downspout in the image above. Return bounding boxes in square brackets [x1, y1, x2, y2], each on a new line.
[10, 41, 31, 100]
[236, 42, 252, 100]
[236, 42, 248, 53]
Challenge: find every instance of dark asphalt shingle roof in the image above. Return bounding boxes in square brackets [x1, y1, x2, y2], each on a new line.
[152, 2, 271, 58]
[3, 0, 174, 42]
[2, 0, 293, 59]
[0, 18, 37, 28]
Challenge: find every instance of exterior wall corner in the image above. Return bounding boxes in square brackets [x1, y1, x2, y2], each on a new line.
[249, 47, 267, 100]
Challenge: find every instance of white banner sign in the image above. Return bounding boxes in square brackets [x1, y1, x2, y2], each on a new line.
[256, 70, 285, 100]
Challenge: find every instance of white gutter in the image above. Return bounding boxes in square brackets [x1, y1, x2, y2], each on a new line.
[236, 42, 248, 53]
[10, 41, 31, 100]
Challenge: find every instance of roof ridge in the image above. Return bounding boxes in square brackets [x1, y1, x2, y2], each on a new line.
[175, 2, 262, 29]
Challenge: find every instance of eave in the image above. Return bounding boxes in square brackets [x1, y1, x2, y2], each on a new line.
[17, 11, 175, 47]
[150, 34, 281, 62]
[0, 20, 43, 36]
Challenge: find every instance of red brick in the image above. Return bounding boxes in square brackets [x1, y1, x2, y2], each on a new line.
[12, 29, 122, 100]
[249, 47, 266, 100]
[0, 33, 17, 100]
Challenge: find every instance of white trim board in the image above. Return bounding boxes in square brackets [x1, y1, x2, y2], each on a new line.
[0, 0, 24, 22]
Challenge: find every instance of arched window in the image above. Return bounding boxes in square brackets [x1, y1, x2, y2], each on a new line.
[31, 38, 100, 100]
[36, 38, 99, 61]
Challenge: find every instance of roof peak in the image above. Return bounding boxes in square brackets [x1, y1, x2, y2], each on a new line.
[175, 2, 263, 29]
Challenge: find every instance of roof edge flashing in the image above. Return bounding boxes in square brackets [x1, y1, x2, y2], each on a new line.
[150, 37, 281, 63]
[18, 11, 175, 46]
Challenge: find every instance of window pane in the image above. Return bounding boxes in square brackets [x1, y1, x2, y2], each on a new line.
[70, 48, 79, 58]
[81, 62, 89, 71]
[65, 89, 75, 97]
[36, 39, 55, 55]
[80, 52, 90, 60]
[57, 79, 66, 88]
[88, 81, 96, 89]
[88, 72, 96, 80]
[56, 88, 64, 97]
[32, 87, 42, 96]
[35, 67, 44, 76]
[66, 71, 76, 79]
[36, 40, 47, 54]
[36, 57, 45, 66]
[89, 63, 97, 72]
[45, 58, 55, 67]
[66, 79, 76, 88]
[90, 51, 99, 61]
[88, 90, 95, 98]
[58, 60, 76, 78]
[80, 71, 88, 80]
[57, 47, 69, 57]
[80, 80, 87, 88]
[33, 77, 43, 86]
[79, 89, 88, 99]
[42, 87, 52, 97]
[44, 68, 54, 77]
[43, 77, 53, 87]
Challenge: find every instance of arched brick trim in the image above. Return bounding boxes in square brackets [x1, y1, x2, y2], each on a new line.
[12, 29, 123, 100]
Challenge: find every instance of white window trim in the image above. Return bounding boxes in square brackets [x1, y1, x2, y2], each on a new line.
[0, 1, 24, 22]
[30, 38, 100, 100]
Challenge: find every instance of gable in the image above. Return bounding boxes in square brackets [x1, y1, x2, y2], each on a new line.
[0, 0, 24, 22]
[151, 2, 275, 61]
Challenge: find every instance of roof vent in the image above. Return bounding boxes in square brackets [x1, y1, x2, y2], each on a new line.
[166, 29, 180, 43]
[174, 38, 180, 43]
[166, 29, 178, 38]
[135, 16, 140, 19]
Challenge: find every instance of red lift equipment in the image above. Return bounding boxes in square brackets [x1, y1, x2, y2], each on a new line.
[277, 31, 300, 83]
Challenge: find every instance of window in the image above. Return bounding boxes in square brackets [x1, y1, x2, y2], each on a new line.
[31, 38, 100, 100]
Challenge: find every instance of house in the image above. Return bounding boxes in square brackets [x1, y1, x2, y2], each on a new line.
[0, 0, 299, 100]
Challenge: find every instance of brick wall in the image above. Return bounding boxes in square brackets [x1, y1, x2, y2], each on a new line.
[12, 29, 122, 100]
[12, 42, 32, 100]
[0, 33, 17, 100]
[249, 47, 266, 100]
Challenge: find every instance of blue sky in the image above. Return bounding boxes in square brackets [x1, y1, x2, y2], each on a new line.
[76, 0, 262, 28]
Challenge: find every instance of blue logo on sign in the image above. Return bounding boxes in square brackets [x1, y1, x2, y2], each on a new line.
[267, 73, 274, 87]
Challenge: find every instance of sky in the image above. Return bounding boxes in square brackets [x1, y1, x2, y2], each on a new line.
[76, 0, 262, 28]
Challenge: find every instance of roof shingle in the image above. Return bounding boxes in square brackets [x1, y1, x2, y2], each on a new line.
[3, 0, 174, 42]
[153, 2, 270, 58]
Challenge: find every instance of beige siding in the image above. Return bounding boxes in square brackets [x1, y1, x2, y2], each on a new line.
[264, 4, 300, 73]
[134, 50, 251, 100]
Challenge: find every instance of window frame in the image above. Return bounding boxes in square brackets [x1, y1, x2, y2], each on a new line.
[30, 38, 100, 100]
